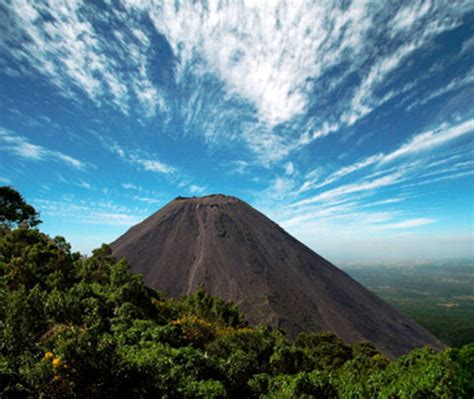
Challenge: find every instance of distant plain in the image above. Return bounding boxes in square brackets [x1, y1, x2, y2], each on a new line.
[347, 264, 474, 347]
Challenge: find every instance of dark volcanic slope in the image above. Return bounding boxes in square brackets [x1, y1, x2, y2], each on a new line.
[111, 194, 443, 357]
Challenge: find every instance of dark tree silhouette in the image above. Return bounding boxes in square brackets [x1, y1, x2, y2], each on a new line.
[0, 186, 41, 228]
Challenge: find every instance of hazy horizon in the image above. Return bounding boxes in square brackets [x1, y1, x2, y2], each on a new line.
[1, 1, 473, 261]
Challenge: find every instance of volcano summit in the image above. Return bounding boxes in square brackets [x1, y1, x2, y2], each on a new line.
[111, 194, 442, 357]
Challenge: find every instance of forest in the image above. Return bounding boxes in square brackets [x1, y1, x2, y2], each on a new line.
[0, 186, 473, 398]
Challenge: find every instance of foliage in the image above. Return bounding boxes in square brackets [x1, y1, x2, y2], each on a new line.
[0, 189, 472, 398]
[0, 186, 41, 228]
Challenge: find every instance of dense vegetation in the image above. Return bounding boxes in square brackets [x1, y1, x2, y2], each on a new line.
[1, 187, 473, 398]
[348, 265, 474, 347]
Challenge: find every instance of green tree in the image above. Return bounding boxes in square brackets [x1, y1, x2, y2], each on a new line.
[0, 186, 41, 228]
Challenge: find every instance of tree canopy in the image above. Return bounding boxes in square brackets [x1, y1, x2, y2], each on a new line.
[0, 188, 472, 398]
[0, 186, 41, 228]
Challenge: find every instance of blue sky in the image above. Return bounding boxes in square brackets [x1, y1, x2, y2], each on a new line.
[1, 1, 473, 263]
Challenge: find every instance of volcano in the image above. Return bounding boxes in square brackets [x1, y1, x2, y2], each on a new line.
[111, 194, 443, 357]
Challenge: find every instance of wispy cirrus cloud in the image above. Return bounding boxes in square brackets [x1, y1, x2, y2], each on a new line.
[297, 117, 474, 196]
[3, 0, 471, 164]
[109, 142, 175, 175]
[299, 155, 382, 195]
[189, 184, 207, 195]
[256, 117, 473, 241]
[121, 183, 142, 191]
[34, 198, 147, 227]
[227, 160, 251, 175]
[383, 218, 436, 229]
[1, 1, 166, 118]
[135, 158, 175, 174]
[0, 127, 87, 170]
[109, 141, 207, 197]
[133, 196, 162, 205]
[382, 118, 474, 163]
[293, 171, 403, 207]
[406, 69, 474, 111]
[76, 180, 92, 190]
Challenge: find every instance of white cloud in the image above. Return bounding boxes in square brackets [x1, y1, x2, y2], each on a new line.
[228, 160, 251, 175]
[296, 167, 325, 195]
[382, 118, 474, 163]
[403, 169, 474, 188]
[111, 142, 126, 158]
[461, 36, 474, 56]
[35, 198, 146, 227]
[84, 211, 142, 226]
[2, 0, 470, 164]
[273, 177, 296, 199]
[293, 171, 402, 207]
[302, 154, 382, 193]
[298, 118, 474, 195]
[55, 154, 86, 170]
[280, 201, 360, 229]
[383, 218, 436, 229]
[140, 0, 381, 158]
[391, 1, 432, 33]
[77, 180, 92, 190]
[284, 162, 295, 176]
[136, 158, 175, 174]
[298, 1, 470, 148]
[133, 196, 161, 205]
[187, 185, 205, 195]
[406, 69, 474, 111]
[122, 183, 141, 191]
[108, 141, 175, 175]
[363, 197, 406, 207]
[343, 42, 417, 126]
[306, 122, 342, 142]
[1, 1, 165, 117]
[147, 1, 357, 126]
[265, 117, 473, 259]
[0, 127, 87, 170]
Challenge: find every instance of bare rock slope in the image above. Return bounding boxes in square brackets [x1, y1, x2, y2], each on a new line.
[111, 194, 443, 357]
